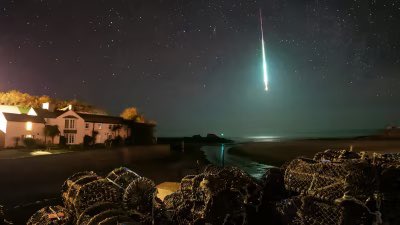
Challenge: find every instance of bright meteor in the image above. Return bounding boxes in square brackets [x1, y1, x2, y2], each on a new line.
[259, 9, 269, 91]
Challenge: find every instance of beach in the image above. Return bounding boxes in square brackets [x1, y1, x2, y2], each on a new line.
[229, 138, 400, 166]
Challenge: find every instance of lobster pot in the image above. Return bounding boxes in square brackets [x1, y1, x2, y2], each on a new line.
[301, 196, 375, 225]
[164, 167, 262, 225]
[106, 167, 140, 189]
[27, 205, 72, 225]
[313, 149, 365, 162]
[380, 200, 400, 225]
[284, 158, 375, 202]
[179, 175, 204, 199]
[380, 164, 400, 199]
[373, 153, 400, 165]
[374, 153, 400, 196]
[61, 171, 121, 216]
[274, 196, 302, 225]
[123, 177, 156, 216]
[380, 163, 400, 224]
[0, 205, 5, 224]
[77, 202, 137, 225]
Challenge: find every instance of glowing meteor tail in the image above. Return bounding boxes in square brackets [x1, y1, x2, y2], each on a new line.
[259, 9, 269, 91]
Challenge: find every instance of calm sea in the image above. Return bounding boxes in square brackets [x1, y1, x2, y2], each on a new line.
[230, 128, 382, 143]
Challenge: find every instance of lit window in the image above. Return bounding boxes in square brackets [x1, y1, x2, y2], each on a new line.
[26, 122, 33, 131]
[42, 102, 49, 110]
[98, 123, 102, 129]
[25, 134, 32, 138]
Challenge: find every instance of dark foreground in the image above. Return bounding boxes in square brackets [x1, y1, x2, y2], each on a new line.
[0, 145, 207, 224]
[22, 149, 400, 225]
[1, 140, 400, 224]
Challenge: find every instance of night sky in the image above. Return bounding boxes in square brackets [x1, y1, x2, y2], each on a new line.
[1, 0, 400, 137]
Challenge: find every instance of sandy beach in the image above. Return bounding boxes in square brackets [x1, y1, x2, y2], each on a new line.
[229, 139, 400, 166]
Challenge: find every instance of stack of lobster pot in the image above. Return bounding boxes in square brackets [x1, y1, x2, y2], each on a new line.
[280, 149, 379, 225]
[76, 202, 139, 225]
[26, 205, 72, 225]
[164, 166, 264, 225]
[61, 171, 121, 217]
[61, 170, 140, 225]
[106, 167, 169, 224]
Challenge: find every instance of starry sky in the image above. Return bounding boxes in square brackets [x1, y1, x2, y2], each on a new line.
[1, 0, 400, 137]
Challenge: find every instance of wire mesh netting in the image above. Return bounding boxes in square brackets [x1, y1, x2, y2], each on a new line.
[372, 153, 400, 225]
[76, 202, 137, 225]
[284, 157, 376, 203]
[106, 167, 141, 189]
[164, 166, 263, 225]
[61, 171, 121, 217]
[26, 205, 72, 225]
[313, 149, 366, 162]
[274, 195, 375, 225]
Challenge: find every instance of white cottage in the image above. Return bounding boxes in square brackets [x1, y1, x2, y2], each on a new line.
[0, 103, 132, 148]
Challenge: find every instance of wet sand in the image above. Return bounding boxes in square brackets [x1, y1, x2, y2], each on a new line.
[229, 139, 400, 166]
[0, 144, 207, 224]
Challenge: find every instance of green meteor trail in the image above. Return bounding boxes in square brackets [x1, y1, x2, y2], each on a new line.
[260, 9, 269, 91]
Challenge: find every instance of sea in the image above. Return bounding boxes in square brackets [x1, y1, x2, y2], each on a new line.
[231, 128, 381, 143]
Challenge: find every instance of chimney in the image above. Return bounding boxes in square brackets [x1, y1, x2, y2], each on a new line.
[42, 102, 49, 110]
[42, 102, 56, 112]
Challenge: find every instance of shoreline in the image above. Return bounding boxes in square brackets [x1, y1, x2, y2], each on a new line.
[228, 138, 400, 166]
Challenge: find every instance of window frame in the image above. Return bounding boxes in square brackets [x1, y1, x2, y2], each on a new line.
[65, 119, 76, 129]
[65, 133, 76, 144]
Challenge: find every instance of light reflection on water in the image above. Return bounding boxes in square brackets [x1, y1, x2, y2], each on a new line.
[201, 144, 273, 180]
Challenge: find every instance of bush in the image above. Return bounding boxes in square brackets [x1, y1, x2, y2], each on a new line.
[94, 143, 106, 149]
[124, 137, 133, 146]
[111, 135, 123, 147]
[23, 138, 37, 148]
[59, 136, 67, 147]
[83, 135, 93, 147]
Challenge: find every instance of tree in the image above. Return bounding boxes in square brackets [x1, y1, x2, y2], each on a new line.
[0, 90, 104, 114]
[92, 130, 99, 145]
[83, 135, 93, 147]
[112, 124, 122, 136]
[134, 115, 145, 123]
[44, 125, 60, 144]
[13, 137, 20, 148]
[120, 107, 138, 120]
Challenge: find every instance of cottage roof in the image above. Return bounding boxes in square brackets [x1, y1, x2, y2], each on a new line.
[33, 108, 64, 118]
[2, 112, 45, 123]
[77, 113, 126, 124]
[0, 105, 22, 114]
